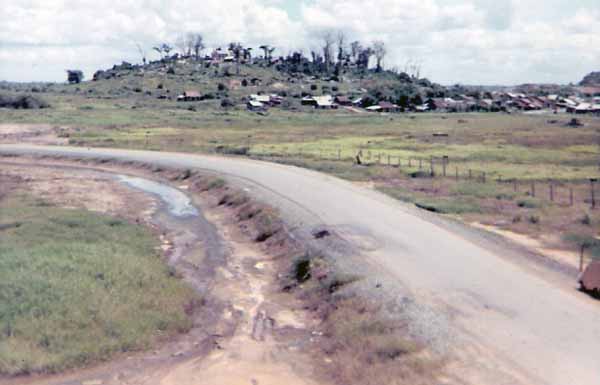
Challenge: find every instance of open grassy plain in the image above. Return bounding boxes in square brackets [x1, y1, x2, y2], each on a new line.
[3, 86, 600, 266]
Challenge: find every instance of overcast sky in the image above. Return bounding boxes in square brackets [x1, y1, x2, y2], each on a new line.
[1, 0, 599, 85]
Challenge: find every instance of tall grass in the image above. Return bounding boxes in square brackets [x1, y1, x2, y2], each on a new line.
[0, 196, 196, 375]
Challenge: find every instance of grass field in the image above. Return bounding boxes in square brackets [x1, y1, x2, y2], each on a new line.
[0, 193, 196, 375]
[3, 90, 600, 261]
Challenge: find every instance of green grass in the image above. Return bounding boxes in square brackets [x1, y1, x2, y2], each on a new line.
[0, 195, 196, 375]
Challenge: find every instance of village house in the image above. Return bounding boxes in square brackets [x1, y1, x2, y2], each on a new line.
[247, 100, 266, 111]
[313, 95, 337, 109]
[378, 101, 401, 113]
[177, 90, 201, 101]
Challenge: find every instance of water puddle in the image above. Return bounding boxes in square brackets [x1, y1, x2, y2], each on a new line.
[116, 175, 199, 218]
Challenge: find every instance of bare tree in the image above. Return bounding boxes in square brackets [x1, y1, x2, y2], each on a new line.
[229, 42, 243, 74]
[336, 31, 346, 63]
[189, 33, 205, 60]
[136, 43, 147, 65]
[259, 45, 275, 61]
[176, 35, 189, 57]
[153, 43, 172, 59]
[404, 58, 423, 78]
[372, 40, 386, 72]
[350, 41, 361, 64]
[322, 32, 335, 72]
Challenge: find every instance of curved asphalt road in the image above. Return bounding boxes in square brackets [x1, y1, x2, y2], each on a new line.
[2, 144, 600, 385]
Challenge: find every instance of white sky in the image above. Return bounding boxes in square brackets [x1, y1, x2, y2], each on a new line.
[1, 0, 599, 85]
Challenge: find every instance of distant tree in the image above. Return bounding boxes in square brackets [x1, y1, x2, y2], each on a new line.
[153, 43, 172, 59]
[357, 47, 373, 70]
[259, 45, 275, 61]
[336, 31, 346, 63]
[190, 33, 205, 60]
[229, 42, 243, 75]
[373, 40, 386, 72]
[176, 33, 198, 57]
[135, 43, 147, 65]
[66, 70, 83, 84]
[350, 41, 361, 64]
[322, 32, 335, 72]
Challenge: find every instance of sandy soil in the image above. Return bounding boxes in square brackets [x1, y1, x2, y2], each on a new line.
[0, 124, 68, 145]
[471, 222, 586, 271]
[0, 162, 156, 222]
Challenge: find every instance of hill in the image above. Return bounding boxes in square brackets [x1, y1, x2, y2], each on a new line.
[579, 71, 600, 86]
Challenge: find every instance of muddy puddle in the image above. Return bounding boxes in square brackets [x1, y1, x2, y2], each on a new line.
[115, 175, 199, 218]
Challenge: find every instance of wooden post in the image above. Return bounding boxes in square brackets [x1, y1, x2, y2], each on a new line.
[482, 172, 486, 183]
[513, 179, 517, 193]
[570, 187, 574, 206]
[430, 156, 434, 177]
[580, 244, 586, 272]
[531, 182, 536, 197]
[409, 158, 412, 167]
[550, 183, 554, 202]
[387, 154, 391, 166]
[442, 156, 448, 177]
[398, 157, 401, 167]
[591, 179, 597, 209]
[419, 158, 422, 170]
[455, 167, 459, 181]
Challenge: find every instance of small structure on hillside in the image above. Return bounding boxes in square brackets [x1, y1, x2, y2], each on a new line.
[177, 90, 201, 102]
[247, 100, 266, 111]
[334, 96, 351, 106]
[313, 95, 337, 109]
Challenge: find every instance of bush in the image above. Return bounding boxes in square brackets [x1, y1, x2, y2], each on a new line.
[217, 83, 228, 92]
[517, 198, 541, 209]
[310, 84, 318, 91]
[581, 213, 592, 225]
[220, 98, 234, 108]
[0, 94, 49, 109]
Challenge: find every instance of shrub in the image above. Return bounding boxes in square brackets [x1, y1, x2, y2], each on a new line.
[581, 213, 592, 226]
[517, 198, 541, 209]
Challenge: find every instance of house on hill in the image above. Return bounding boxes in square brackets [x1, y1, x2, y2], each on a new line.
[378, 101, 401, 113]
[247, 100, 266, 111]
[334, 96, 352, 106]
[177, 90, 201, 101]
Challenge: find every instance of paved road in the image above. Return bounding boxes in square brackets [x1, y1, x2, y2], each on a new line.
[2, 144, 600, 385]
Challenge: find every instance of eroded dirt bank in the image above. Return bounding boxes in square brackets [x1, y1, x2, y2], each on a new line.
[0, 158, 327, 385]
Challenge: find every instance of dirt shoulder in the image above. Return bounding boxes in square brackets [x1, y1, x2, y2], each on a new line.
[0, 157, 331, 385]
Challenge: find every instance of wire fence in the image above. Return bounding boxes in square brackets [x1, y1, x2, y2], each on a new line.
[248, 146, 599, 210]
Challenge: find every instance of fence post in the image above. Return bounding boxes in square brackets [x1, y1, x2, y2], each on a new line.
[570, 187, 574, 206]
[531, 182, 536, 197]
[409, 158, 412, 167]
[387, 154, 391, 166]
[482, 172, 486, 183]
[550, 183, 554, 202]
[590, 179, 597, 209]
[455, 167, 459, 181]
[513, 179, 517, 192]
[442, 156, 448, 177]
[430, 156, 434, 177]
[419, 158, 423, 170]
[337, 148, 341, 160]
[468, 169, 472, 180]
